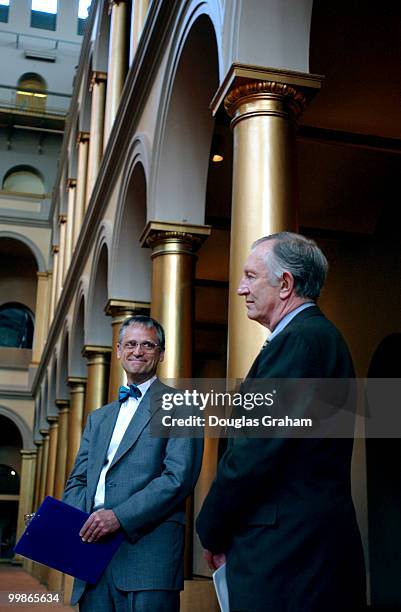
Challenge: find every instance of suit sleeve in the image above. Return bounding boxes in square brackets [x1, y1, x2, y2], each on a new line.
[62, 414, 92, 512]
[196, 331, 317, 552]
[113, 436, 203, 543]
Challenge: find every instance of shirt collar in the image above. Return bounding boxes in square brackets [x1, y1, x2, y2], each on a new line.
[268, 302, 315, 342]
[136, 375, 157, 396]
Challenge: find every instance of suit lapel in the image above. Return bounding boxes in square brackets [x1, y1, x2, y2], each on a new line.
[108, 381, 164, 470]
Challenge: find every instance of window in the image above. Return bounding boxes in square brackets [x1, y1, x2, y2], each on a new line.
[16, 73, 47, 113]
[0, 0, 9, 24]
[78, 0, 91, 35]
[2, 165, 46, 195]
[0, 303, 34, 349]
[31, 0, 57, 31]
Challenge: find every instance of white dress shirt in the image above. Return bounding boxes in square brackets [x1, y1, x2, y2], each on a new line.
[93, 376, 156, 508]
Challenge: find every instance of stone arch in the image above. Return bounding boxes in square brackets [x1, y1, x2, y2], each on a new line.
[69, 278, 88, 377]
[150, 5, 221, 223]
[110, 136, 150, 302]
[86, 222, 112, 345]
[0, 405, 33, 450]
[0, 231, 46, 272]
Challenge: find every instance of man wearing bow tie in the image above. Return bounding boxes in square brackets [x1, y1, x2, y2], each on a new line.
[196, 233, 366, 612]
[63, 315, 203, 611]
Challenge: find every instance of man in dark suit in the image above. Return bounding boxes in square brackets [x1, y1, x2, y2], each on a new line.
[196, 232, 366, 612]
[63, 315, 203, 611]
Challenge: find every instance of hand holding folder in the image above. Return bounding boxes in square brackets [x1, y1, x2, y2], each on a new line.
[14, 496, 124, 584]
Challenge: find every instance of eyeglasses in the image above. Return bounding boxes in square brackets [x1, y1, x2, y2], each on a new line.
[120, 341, 160, 353]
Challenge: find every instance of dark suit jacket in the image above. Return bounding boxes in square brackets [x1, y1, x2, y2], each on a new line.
[63, 379, 203, 605]
[196, 306, 366, 612]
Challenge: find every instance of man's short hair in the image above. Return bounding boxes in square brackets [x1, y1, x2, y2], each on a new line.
[252, 232, 328, 300]
[118, 315, 165, 350]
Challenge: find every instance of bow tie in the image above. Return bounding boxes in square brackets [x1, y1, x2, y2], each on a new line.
[118, 384, 142, 403]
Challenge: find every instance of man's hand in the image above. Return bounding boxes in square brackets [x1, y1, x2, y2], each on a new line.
[203, 549, 226, 571]
[80, 509, 120, 543]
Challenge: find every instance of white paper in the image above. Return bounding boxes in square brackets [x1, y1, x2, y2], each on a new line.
[212, 562, 229, 612]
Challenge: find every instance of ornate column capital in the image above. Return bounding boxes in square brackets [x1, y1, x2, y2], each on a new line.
[82, 345, 112, 361]
[104, 299, 150, 320]
[20, 450, 37, 458]
[66, 177, 77, 189]
[140, 221, 211, 257]
[47, 415, 58, 425]
[55, 399, 70, 413]
[39, 428, 49, 437]
[58, 214, 67, 225]
[211, 63, 323, 125]
[52, 245, 59, 254]
[67, 376, 87, 389]
[108, 0, 128, 13]
[90, 71, 107, 91]
[77, 130, 90, 145]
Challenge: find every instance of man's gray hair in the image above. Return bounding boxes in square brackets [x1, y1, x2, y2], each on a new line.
[118, 315, 165, 350]
[252, 232, 328, 300]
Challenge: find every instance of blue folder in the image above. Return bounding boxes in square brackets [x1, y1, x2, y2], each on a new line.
[14, 496, 124, 584]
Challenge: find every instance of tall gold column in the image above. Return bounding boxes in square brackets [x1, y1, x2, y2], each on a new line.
[103, 0, 128, 147]
[130, 0, 149, 62]
[105, 299, 150, 402]
[53, 401, 69, 498]
[64, 178, 76, 274]
[141, 223, 209, 580]
[29, 440, 42, 576]
[31, 272, 51, 364]
[48, 404, 68, 593]
[45, 417, 59, 498]
[33, 440, 43, 511]
[49, 246, 59, 322]
[82, 346, 111, 425]
[16, 450, 36, 543]
[66, 377, 86, 475]
[87, 71, 107, 204]
[73, 131, 90, 247]
[33, 430, 49, 581]
[211, 64, 322, 378]
[37, 431, 49, 510]
[57, 215, 67, 298]
[48, 400, 70, 593]
[140, 222, 210, 379]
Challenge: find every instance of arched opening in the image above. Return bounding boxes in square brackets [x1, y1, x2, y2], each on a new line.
[0, 302, 34, 349]
[153, 15, 219, 223]
[2, 166, 46, 196]
[16, 73, 47, 113]
[0, 414, 22, 560]
[87, 243, 111, 346]
[111, 161, 150, 301]
[0, 238, 37, 365]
